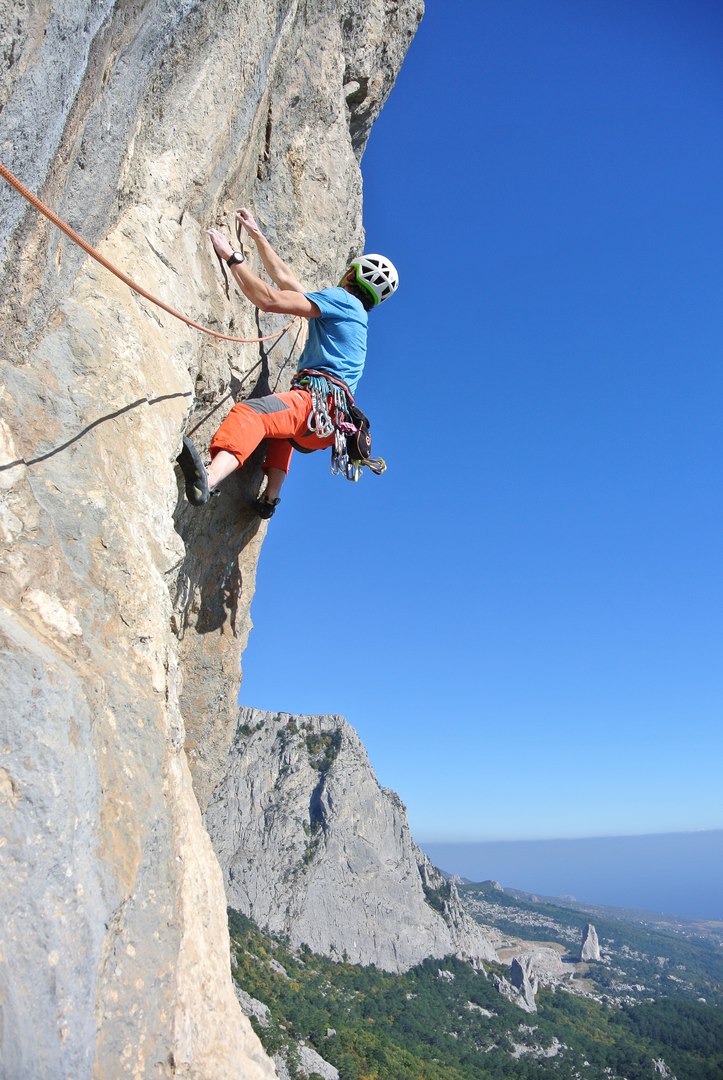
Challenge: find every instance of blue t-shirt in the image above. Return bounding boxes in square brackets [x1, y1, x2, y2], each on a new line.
[298, 287, 368, 394]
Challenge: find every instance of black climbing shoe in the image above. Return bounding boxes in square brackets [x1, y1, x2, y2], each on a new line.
[255, 496, 280, 520]
[176, 436, 210, 506]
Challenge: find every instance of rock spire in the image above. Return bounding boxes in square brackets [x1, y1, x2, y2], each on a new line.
[580, 922, 602, 961]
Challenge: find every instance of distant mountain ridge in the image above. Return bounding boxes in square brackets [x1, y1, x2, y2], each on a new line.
[205, 707, 498, 973]
[202, 712, 723, 1075]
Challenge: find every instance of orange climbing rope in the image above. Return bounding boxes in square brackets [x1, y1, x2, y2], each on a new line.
[0, 161, 296, 345]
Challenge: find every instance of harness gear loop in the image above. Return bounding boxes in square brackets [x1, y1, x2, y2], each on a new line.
[0, 161, 295, 345]
[300, 373, 336, 439]
[292, 368, 387, 482]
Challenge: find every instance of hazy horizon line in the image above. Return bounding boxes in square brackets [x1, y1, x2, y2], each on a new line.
[419, 827, 723, 845]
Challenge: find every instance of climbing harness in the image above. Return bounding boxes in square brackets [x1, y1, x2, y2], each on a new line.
[0, 161, 295, 345]
[292, 369, 386, 482]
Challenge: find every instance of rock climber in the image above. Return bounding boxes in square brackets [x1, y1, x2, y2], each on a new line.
[177, 207, 398, 518]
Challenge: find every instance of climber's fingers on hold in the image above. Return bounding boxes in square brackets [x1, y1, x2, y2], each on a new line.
[235, 207, 258, 234]
[207, 228, 231, 258]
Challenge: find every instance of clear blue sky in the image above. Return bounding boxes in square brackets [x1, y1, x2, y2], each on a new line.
[241, 0, 723, 843]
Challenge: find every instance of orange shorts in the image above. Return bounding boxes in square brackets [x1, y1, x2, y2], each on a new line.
[209, 388, 334, 475]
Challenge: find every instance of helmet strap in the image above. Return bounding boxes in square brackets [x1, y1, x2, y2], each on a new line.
[352, 265, 380, 307]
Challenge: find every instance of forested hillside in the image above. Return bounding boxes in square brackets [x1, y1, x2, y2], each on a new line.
[229, 910, 723, 1079]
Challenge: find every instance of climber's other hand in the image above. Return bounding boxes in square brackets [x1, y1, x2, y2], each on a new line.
[235, 208, 261, 238]
[207, 228, 233, 260]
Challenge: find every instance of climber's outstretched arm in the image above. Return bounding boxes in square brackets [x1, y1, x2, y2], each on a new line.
[236, 208, 305, 293]
[207, 227, 321, 319]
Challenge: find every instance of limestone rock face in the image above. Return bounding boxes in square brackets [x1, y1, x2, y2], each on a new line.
[0, 1, 422, 1076]
[297, 1043, 340, 1080]
[205, 708, 498, 973]
[510, 956, 539, 1012]
[580, 922, 602, 961]
[500, 947, 567, 1013]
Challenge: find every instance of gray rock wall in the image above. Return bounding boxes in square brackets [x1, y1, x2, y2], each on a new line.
[206, 708, 497, 973]
[0, 1, 422, 1076]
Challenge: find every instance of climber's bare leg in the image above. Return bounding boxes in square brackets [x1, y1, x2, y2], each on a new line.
[263, 467, 286, 502]
[207, 450, 240, 490]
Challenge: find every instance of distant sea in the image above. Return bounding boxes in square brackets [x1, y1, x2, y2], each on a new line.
[422, 830, 723, 921]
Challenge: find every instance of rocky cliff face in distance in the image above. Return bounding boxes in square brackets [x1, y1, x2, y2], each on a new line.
[0, 1, 422, 1076]
[501, 948, 568, 1012]
[205, 707, 499, 973]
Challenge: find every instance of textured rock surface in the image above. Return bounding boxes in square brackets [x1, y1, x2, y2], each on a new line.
[205, 708, 498, 973]
[580, 922, 602, 961]
[510, 956, 539, 1012]
[297, 1043, 341, 1079]
[272, 1043, 340, 1080]
[0, 1, 422, 1076]
[235, 985, 272, 1028]
[501, 947, 567, 1012]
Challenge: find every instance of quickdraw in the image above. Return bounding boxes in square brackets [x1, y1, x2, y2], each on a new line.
[292, 369, 385, 482]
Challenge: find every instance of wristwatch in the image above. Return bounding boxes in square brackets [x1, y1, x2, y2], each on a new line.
[226, 250, 245, 267]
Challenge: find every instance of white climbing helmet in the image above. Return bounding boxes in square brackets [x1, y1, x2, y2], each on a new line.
[349, 253, 399, 306]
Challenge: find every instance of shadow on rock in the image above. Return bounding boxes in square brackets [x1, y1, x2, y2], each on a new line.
[171, 446, 266, 638]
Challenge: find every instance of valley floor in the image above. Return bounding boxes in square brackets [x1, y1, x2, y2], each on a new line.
[228, 897, 723, 1080]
